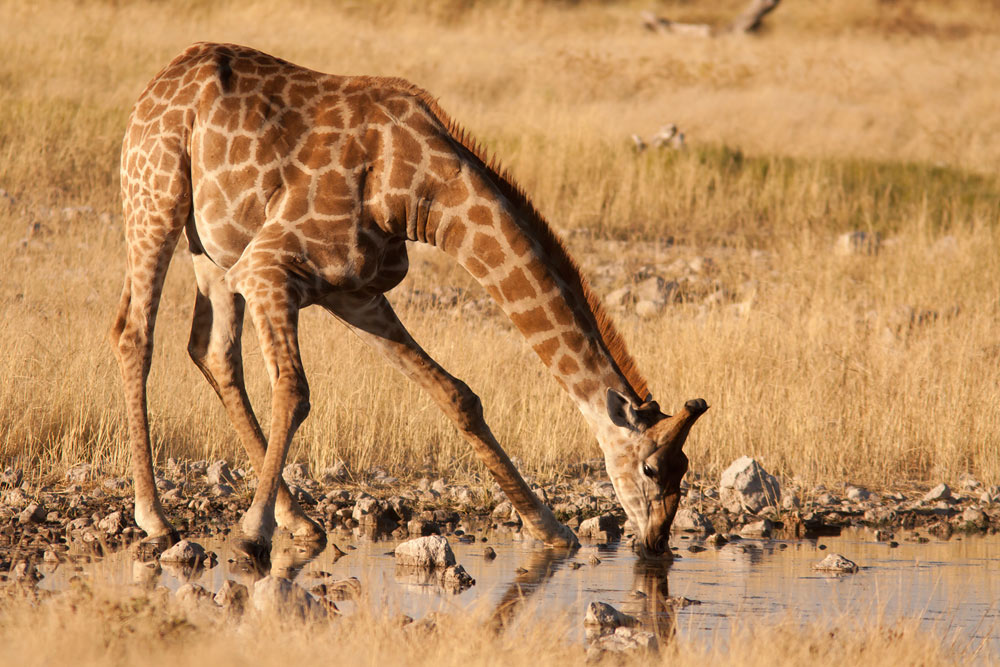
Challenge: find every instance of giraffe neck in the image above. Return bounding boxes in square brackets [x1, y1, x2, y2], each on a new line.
[427, 166, 646, 435]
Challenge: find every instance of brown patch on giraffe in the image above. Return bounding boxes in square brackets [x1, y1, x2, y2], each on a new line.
[404, 108, 441, 136]
[548, 297, 575, 326]
[472, 232, 505, 268]
[278, 168, 311, 221]
[340, 136, 367, 170]
[381, 95, 412, 119]
[498, 267, 536, 302]
[315, 101, 344, 129]
[523, 258, 551, 287]
[533, 337, 561, 366]
[562, 331, 586, 353]
[390, 158, 418, 189]
[162, 109, 185, 131]
[218, 222, 252, 250]
[229, 135, 253, 165]
[342, 91, 371, 128]
[509, 306, 552, 336]
[428, 154, 460, 180]
[435, 179, 468, 208]
[390, 125, 422, 162]
[296, 134, 333, 170]
[288, 83, 319, 108]
[557, 355, 580, 376]
[497, 213, 533, 257]
[383, 193, 410, 222]
[236, 75, 258, 95]
[464, 255, 488, 278]
[468, 205, 493, 226]
[572, 379, 599, 401]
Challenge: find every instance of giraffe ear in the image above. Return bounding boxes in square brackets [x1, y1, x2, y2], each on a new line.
[607, 389, 640, 431]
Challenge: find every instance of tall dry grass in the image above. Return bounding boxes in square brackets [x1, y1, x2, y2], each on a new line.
[0, 584, 976, 667]
[0, 0, 998, 489]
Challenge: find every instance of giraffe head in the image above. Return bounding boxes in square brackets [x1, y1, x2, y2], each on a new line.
[603, 390, 708, 558]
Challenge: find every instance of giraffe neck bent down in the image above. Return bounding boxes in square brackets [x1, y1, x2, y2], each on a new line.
[397, 163, 644, 434]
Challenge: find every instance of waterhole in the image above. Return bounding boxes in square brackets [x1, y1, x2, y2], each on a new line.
[39, 528, 999, 652]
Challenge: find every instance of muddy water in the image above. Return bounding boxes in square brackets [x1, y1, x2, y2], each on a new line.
[40, 529, 999, 652]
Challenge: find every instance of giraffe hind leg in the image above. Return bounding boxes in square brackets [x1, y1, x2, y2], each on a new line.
[110, 205, 187, 543]
[187, 253, 324, 542]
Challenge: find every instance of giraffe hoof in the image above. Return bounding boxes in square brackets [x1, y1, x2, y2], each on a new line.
[545, 524, 580, 550]
[133, 530, 181, 560]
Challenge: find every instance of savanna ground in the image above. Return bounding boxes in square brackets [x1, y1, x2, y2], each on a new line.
[1, 0, 999, 664]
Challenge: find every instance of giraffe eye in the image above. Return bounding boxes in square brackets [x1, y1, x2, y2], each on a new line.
[642, 463, 657, 479]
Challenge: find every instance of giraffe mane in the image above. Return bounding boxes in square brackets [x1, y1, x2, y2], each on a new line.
[376, 78, 649, 401]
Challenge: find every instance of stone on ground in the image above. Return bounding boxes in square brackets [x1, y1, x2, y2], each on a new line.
[207, 460, 236, 486]
[214, 580, 249, 615]
[394, 535, 456, 569]
[923, 483, 952, 503]
[813, 553, 859, 573]
[719, 456, 781, 513]
[578, 513, 621, 541]
[584, 601, 639, 630]
[158, 539, 207, 565]
[253, 576, 325, 621]
[671, 508, 713, 534]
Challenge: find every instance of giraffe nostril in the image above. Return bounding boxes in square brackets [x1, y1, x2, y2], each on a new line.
[654, 535, 668, 554]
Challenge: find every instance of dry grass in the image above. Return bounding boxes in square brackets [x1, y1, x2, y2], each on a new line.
[0, 584, 978, 667]
[1, 0, 999, 492]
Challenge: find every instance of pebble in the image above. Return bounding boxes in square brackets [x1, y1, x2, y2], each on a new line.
[812, 553, 859, 573]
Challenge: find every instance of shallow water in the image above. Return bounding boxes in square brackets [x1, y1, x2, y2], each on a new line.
[40, 528, 1000, 653]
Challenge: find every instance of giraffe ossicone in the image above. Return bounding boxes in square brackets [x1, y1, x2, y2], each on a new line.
[110, 42, 708, 559]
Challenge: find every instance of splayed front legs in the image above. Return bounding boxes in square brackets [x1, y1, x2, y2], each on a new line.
[325, 293, 578, 549]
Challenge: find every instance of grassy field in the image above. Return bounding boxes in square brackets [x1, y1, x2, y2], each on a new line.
[0, 584, 973, 667]
[1, 0, 999, 494]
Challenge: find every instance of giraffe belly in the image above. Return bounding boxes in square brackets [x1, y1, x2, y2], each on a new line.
[220, 217, 409, 305]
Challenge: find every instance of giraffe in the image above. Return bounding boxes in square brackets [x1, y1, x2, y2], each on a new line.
[111, 42, 708, 559]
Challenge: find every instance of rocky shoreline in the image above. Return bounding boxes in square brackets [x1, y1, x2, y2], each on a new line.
[1, 457, 998, 586]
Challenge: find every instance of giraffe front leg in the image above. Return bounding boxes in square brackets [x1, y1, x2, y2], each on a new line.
[187, 254, 324, 543]
[231, 284, 311, 561]
[325, 294, 579, 549]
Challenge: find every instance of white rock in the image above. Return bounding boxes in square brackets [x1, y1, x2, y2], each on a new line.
[176, 583, 212, 608]
[98, 511, 126, 535]
[253, 576, 325, 621]
[846, 486, 871, 502]
[812, 553, 858, 573]
[671, 508, 713, 534]
[283, 462, 312, 484]
[394, 535, 456, 569]
[584, 601, 638, 630]
[214, 580, 249, 615]
[158, 539, 207, 565]
[739, 518, 773, 538]
[719, 457, 781, 513]
[207, 460, 236, 486]
[962, 507, 986, 526]
[441, 564, 476, 592]
[923, 483, 952, 503]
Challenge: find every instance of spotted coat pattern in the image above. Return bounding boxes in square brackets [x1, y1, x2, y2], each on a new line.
[111, 43, 704, 553]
